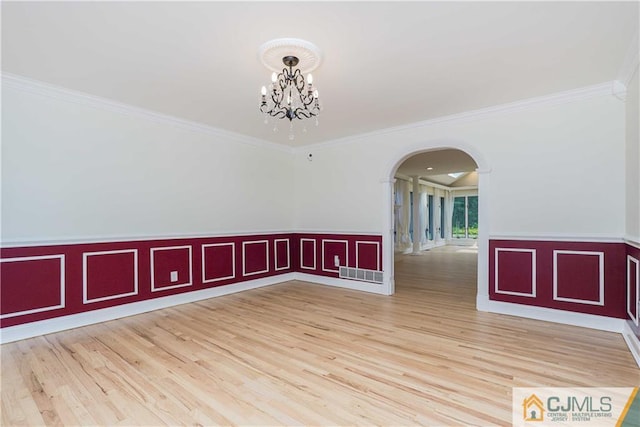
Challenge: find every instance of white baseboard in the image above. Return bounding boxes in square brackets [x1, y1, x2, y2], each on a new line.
[0, 273, 294, 344]
[477, 295, 625, 333]
[293, 272, 390, 295]
[622, 321, 640, 368]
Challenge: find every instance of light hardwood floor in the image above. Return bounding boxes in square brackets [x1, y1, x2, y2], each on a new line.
[2, 246, 638, 426]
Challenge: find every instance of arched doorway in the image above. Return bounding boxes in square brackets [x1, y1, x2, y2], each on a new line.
[380, 141, 491, 310]
[393, 149, 479, 253]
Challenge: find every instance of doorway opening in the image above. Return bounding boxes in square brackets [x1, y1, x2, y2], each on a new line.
[394, 149, 479, 254]
[381, 143, 490, 310]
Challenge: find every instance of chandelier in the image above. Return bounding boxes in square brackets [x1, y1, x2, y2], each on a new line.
[258, 38, 322, 140]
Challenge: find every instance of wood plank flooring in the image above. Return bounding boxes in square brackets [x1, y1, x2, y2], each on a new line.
[2, 246, 638, 426]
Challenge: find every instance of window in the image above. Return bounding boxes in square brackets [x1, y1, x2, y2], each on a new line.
[440, 197, 445, 239]
[467, 195, 478, 238]
[409, 191, 414, 242]
[427, 195, 434, 240]
[452, 195, 478, 239]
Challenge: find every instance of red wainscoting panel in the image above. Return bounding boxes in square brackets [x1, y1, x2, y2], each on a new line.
[0, 255, 65, 319]
[490, 240, 626, 318]
[494, 248, 536, 297]
[627, 254, 639, 326]
[202, 243, 235, 283]
[554, 250, 603, 305]
[297, 234, 383, 278]
[150, 246, 193, 292]
[355, 241, 381, 271]
[242, 240, 269, 276]
[0, 233, 383, 328]
[0, 234, 296, 328]
[83, 249, 138, 303]
[322, 240, 348, 273]
[274, 239, 290, 271]
[626, 243, 640, 340]
[300, 238, 317, 270]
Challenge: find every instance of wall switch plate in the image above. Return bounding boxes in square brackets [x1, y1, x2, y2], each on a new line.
[170, 271, 178, 282]
[334, 255, 340, 267]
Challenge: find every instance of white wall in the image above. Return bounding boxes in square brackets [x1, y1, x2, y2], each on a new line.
[1, 82, 294, 243]
[625, 68, 640, 242]
[2, 79, 628, 245]
[294, 93, 626, 239]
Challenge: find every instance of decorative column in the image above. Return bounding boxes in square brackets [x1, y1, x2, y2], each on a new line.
[412, 176, 421, 254]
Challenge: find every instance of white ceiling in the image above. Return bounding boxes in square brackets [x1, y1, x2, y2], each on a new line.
[395, 149, 478, 185]
[2, 1, 638, 147]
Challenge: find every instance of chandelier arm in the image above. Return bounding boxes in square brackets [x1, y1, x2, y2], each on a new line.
[299, 94, 315, 108]
[291, 69, 306, 93]
[279, 68, 291, 91]
[268, 109, 288, 119]
[291, 107, 318, 120]
[270, 88, 284, 107]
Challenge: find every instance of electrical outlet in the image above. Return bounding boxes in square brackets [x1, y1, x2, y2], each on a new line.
[170, 271, 178, 283]
[334, 255, 340, 267]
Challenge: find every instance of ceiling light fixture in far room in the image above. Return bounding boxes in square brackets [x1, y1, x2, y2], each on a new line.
[258, 38, 322, 140]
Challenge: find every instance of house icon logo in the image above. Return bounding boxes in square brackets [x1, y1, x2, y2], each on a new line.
[523, 394, 545, 422]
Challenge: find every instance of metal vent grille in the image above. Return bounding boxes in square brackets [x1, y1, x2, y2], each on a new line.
[339, 266, 383, 284]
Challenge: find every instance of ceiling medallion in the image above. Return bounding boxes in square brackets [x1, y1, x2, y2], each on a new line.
[258, 38, 323, 140]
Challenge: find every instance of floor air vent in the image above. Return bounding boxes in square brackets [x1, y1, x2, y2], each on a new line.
[339, 266, 384, 284]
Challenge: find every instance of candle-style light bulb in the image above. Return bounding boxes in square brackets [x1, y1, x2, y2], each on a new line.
[261, 86, 267, 96]
[271, 72, 277, 83]
[307, 74, 313, 85]
[313, 90, 319, 98]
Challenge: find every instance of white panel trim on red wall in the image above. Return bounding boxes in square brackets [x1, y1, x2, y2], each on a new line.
[494, 248, 537, 297]
[150, 245, 193, 292]
[82, 249, 139, 304]
[0, 254, 66, 319]
[355, 240, 380, 271]
[274, 238, 290, 271]
[321, 239, 349, 273]
[627, 255, 640, 326]
[553, 250, 605, 306]
[242, 240, 270, 276]
[300, 238, 316, 270]
[201, 242, 236, 283]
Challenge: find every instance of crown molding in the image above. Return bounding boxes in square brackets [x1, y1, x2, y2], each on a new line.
[294, 81, 617, 153]
[617, 30, 639, 88]
[2, 72, 621, 156]
[1, 73, 293, 153]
